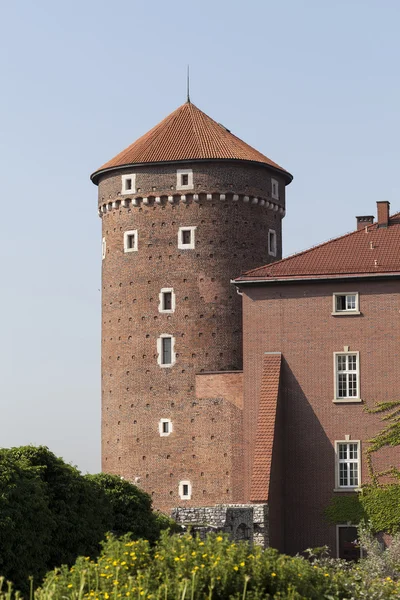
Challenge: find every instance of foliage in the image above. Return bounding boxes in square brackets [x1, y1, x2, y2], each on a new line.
[325, 485, 400, 534]
[357, 524, 400, 580]
[364, 401, 400, 483]
[18, 533, 398, 600]
[0, 446, 175, 594]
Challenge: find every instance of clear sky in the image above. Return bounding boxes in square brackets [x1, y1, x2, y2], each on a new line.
[1, 0, 399, 474]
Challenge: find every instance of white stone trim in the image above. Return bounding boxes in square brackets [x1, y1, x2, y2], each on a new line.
[158, 288, 176, 314]
[121, 174, 136, 195]
[124, 230, 138, 253]
[268, 229, 277, 257]
[271, 178, 279, 200]
[159, 418, 173, 437]
[178, 226, 196, 249]
[179, 480, 192, 500]
[102, 237, 106, 260]
[334, 439, 361, 491]
[157, 334, 176, 368]
[333, 351, 361, 402]
[176, 169, 194, 190]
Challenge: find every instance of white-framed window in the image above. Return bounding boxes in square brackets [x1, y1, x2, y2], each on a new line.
[178, 226, 196, 249]
[334, 351, 360, 402]
[335, 440, 361, 490]
[102, 237, 106, 260]
[121, 174, 136, 195]
[124, 230, 138, 253]
[158, 418, 173, 437]
[158, 288, 175, 313]
[332, 293, 360, 315]
[176, 169, 193, 190]
[179, 480, 192, 500]
[268, 229, 277, 257]
[157, 334, 176, 368]
[271, 178, 279, 200]
[336, 524, 362, 560]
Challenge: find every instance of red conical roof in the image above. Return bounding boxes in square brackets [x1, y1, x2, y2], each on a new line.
[91, 102, 292, 183]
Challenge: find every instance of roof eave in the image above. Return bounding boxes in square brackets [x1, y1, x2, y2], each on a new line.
[90, 158, 293, 186]
[233, 272, 400, 286]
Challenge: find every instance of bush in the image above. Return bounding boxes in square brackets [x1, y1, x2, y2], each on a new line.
[26, 532, 399, 600]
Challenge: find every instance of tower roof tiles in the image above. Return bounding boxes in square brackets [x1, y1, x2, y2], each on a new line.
[91, 102, 292, 184]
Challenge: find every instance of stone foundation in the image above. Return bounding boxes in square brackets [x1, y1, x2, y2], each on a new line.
[171, 503, 269, 547]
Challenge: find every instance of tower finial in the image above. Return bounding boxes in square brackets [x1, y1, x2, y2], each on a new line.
[187, 65, 190, 103]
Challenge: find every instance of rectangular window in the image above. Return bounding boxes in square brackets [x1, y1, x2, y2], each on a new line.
[176, 169, 193, 190]
[333, 293, 359, 315]
[162, 421, 169, 434]
[121, 174, 136, 195]
[163, 292, 172, 310]
[102, 237, 106, 260]
[179, 480, 192, 499]
[178, 226, 196, 249]
[337, 525, 361, 560]
[124, 230, 138, 253]
[335, 353, 359, 400]
[159, 418, 173, 436]
[336, 441, 360, 488]
[182, 484, 189, 496]
[271, 178, 279, 200]
[162, 337, 172, 365]
[268, 229, 277, 257]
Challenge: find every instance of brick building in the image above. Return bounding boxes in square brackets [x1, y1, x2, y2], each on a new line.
[91, 102, 399, 556]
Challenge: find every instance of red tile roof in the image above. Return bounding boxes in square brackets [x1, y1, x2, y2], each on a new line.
[250, 353, 281, 502]
[236, 213, 400, 283]
[91, 102, 292, 183]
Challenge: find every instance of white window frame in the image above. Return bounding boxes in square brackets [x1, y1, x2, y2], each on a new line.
[268, 229, 277, 257]
[179, 480, 192, 500]
[334, 440, 361, 491]
[333, 351, 361, 402]
[178, 226, 196, 249]
[157, 334, 176, 368]
[158, 288, 175, 314]
[124, 230, 138, 253]
[121, 174, 136, 195]
[176, 169, 193, 190]
[159, 418, 173, 437]
[332, 293, 360, 315]
[102, 237, 106, 260]
[271, 178, 279, 200]
[336, 524, 363, 559]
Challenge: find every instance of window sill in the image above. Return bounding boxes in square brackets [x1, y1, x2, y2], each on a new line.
[176, 185, 194, 191]
[159, 310, 175, 314]
[124, 248, 138, 253]
[332, 398, 363, 404]
[331, 311, 361, 316]
[333, 488, 361, 493]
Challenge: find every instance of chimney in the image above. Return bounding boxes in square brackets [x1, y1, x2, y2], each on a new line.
[356, 215, 374, 231]
[377, 201, 390, 228]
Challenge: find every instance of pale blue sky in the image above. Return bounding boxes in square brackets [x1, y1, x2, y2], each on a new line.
[1, 0, 399, 473]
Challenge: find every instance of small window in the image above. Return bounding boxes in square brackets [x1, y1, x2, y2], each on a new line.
[124, 230, 138, 253]
[178, 226, 196, 249]
[337, 525, 361, 560]
[335, 441, 360, 489]
[158, 288, 175, 314]
[268, 229, 277, 257]
[102, 238, 106, 260]
[121, 174, 136, 195]
[179, 480, 192, 499]
[333, 293, 359, 315]
[159, 418, 172, 437]
[176, 169, 193, 190]
[157, 335, 175, 367]
[334, 352, 360, 401]
[271, 178, 279, 200]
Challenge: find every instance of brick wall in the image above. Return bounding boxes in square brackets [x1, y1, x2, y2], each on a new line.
[242, 279, 400, 554]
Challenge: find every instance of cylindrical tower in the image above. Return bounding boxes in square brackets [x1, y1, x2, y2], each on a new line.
[91, 102, 292, 513]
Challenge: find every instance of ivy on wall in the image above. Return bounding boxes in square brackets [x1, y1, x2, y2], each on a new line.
[325, 401, 400, 533]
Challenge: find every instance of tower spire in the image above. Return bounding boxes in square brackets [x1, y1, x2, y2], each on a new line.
[187, 65, 190, 103]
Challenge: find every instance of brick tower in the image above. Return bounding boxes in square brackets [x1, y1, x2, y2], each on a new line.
[91, 101, 292, 513]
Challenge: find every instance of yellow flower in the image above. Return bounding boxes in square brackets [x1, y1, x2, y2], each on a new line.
[174, 557, 180, 561]
[199, 542, 204, 546]
[240, 561, 245, 567]
[191, 551, 196, 556]
[233, 566, 239, 571]
[104, 594, 109, 600]
[216, 536, 223, 542]
[67, 584, 73, 588]
[324, 573, 329, 577]
[271, 573, 276, 577]
[113, 581, 119, 586]
[113, 561, 118, 566]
